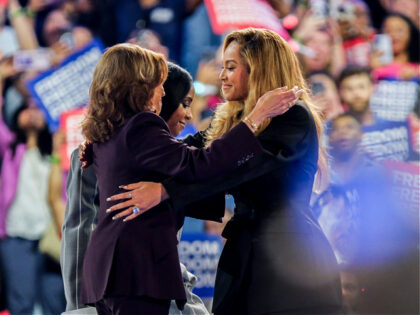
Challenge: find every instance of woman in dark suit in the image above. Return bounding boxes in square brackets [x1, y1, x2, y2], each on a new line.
[79, 43, 301, 314]
[108, 29, 343, 314]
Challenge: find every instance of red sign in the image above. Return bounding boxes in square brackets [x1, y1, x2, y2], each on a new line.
[59, 107, 86, 171]
[204, 0, 290, 39]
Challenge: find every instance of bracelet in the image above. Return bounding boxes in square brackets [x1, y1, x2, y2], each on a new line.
[25, 8, 36, 19]
[8, 8, 25, 20]
[50, 155, 61, 164]
[243, 116, 258, 132]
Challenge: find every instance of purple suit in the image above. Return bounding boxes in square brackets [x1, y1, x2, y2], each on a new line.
[80, 112, 262, 309]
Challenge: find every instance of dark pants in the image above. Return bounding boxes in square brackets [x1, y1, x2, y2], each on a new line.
[95, 295, 171, 315]
[0, 237, 66, 315]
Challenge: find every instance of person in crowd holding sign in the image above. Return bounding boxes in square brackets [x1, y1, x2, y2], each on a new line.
[78, 43, 300, 314]
[107, 28, 342, 314]
[62, 61, 215, 314]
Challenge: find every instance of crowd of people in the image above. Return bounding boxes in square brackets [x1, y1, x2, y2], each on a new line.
[0, 0, 419, 314]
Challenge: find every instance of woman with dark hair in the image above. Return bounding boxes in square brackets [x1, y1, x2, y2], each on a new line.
[0, 102, 66, 314]
[79, 43, 301, 314]
[372, 12, 420, 79]
[384, 12, 419, 64]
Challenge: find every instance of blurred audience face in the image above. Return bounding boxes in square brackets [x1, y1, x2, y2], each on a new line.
[43, 9, 72, 46]
[128, 30, 169, 58]
[308, 73, 343, 121]
[340, 271, 361, 311]
[166, 87, 194, 137]
[150, 83, 165, 115]
[72, 26, 93, 50]
[17, 107, 46, 132]
[383, 16, 410, 57]
[303, 30, 332, 72]
[339, 73, 373, 113]
[219, 41, 250, 101]
[329, 115, 362, 158]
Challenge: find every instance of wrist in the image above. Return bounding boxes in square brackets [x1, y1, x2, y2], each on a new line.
[243, 115, 259, 133]
[50, 155, 61, 164]
[8, 7, 25, 20]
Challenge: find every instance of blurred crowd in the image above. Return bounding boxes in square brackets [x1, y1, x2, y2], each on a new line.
[0, 0, 419, 314]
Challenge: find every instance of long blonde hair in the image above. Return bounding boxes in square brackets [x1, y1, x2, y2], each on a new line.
[205, 28, 328, 190]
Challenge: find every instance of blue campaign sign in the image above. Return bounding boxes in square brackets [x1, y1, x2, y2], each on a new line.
[370, 78, 419, 122]
[26, 39, 104, 131]
[178, 233, 224, 298]
[361, 121, 414, 161]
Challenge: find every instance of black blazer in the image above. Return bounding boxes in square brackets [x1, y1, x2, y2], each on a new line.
[80, 112, 263, 308]
[163, 102, 342, 314]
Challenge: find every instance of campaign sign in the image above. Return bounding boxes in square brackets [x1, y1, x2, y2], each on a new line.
[370, 79, 419, 122]
[26, 40, 104, 131]
[204, 0, 290, 39]
[59, 107, 86, 171]
[383, 160, 419, 230]
[361, 121, 413, 161]
[178, 233, 224, 298]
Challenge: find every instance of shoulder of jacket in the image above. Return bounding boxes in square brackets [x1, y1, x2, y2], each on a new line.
[125, 111, 169, 132]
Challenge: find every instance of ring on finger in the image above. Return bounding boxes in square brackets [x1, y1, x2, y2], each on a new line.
[133, 206, 140, 214]
[128, 192, 132, 199]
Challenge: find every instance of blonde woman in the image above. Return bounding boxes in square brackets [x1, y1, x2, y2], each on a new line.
[107, 29, 342, 314]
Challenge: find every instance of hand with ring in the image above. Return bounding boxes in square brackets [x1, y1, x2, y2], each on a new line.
[105, 181, 168, 221]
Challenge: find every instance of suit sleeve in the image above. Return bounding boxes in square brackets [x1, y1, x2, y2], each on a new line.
[163, 103, 314, 209]
[60, 149, 99, 311]
[126, 113, 263, 183]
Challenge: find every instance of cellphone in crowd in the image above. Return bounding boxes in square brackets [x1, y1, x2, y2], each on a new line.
[312, 81, 325, 95]
[59, 31, 75, 49]
[310, 0, 329, 18]
[373, 34, 393, 65]
[13, 49, 52, 72]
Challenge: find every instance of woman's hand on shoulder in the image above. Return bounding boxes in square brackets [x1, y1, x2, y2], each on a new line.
[105, 181, 168, 221]
[247, 86, 304, 127]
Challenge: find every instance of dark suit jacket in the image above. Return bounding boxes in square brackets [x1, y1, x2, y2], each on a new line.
[80, 112, 263, 308]
[163, 102, 342, 314]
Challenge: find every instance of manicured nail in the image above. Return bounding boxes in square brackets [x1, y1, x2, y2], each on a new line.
[112, 215, 118, 220]
[118, 185, 123, 188]
[123, 218, 128, 222]
[106, 208, 111, 213]
[106, 197, 111, 201]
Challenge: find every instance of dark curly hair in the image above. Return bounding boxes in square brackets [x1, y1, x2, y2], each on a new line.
[81, 43, 168, 143]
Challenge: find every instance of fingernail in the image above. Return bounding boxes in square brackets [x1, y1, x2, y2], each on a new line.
[123, 218, 128, 222]
[118, 185, 123, 188]
[106, 197, 111, 201]
[112, 216, 118, 220]
[106, 208, 111, 213]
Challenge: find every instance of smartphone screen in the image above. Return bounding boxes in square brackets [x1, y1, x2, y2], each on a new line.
[312, 82, 325, 95]
[373, 34, 393, 65]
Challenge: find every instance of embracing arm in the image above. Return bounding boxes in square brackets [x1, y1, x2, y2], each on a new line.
[163, 102, 314, 209]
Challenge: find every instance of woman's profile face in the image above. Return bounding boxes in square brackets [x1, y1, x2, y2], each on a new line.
[166, 87, 194, 137]
[150, 83, 165, 114]
[384, 16, 410, 56]
[219, 41, 250, 101]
